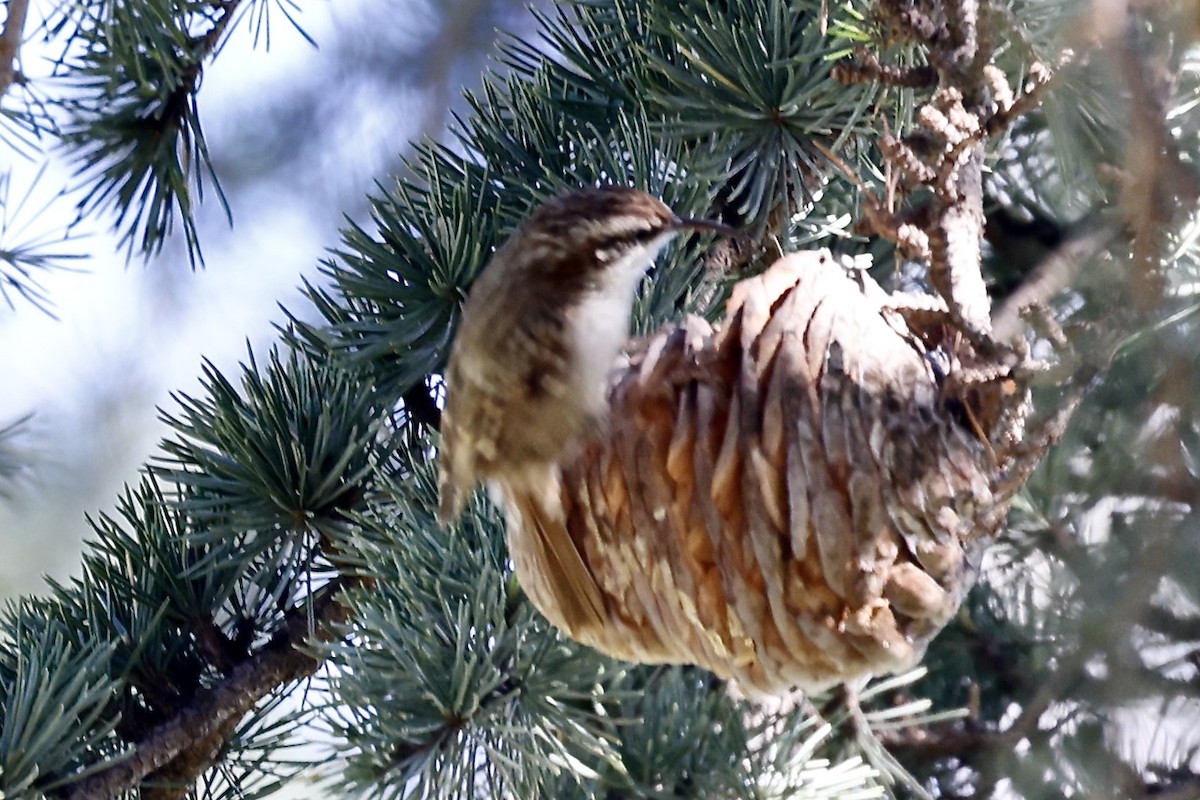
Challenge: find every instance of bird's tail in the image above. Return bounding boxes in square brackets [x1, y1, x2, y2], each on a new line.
[502, 476, 607, 639]
[436, 466, 463, 528]
[436, 424, 470, 528]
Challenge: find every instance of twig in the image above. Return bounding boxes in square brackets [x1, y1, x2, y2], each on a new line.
[982, 57, 1063, 138]
[833, 49, 938, 88]
[1117, 24, 1200, 310]
[992, 221, 1115, 343]
[989, 371, 1093, 507]
[162, 0, 245, 121]
[1141, 606, 1200, 643]
[64, 579, 353, 800]
[812, 140, 933, 261]
[0, 0, 29, 98]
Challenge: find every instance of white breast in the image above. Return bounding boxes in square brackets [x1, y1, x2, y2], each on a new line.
[569, 231, 677, 415]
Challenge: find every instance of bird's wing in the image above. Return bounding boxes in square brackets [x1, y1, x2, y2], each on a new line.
[438, 305, 576, 527]
[503, 474, 606, 637]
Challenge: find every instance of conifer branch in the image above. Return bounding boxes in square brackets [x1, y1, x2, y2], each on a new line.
[173, 0, 243, 109]
[992, 221, 1113, 343]
[155, 0, 244, 155]
[836, 0, 1066, 356]
[64, 579, 352, 800]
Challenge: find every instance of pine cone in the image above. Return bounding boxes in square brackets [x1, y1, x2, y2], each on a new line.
[506, 250, 1022, 694]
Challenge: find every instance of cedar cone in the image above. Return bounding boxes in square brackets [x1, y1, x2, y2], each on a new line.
[505, 250, 1023, 695]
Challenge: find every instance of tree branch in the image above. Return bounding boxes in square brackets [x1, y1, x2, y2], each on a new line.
[833, 49, 937, 88]
[992, 220, 1114, 344]
[1116, 22, 1200, 311]
[161, 0, 244, 123]
[0, 0, 29, 99]
[838, 0, 1025, 344]
[63, 579, 354, 800]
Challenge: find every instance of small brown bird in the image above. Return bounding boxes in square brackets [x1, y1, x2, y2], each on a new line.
[437, 186, 734, 634]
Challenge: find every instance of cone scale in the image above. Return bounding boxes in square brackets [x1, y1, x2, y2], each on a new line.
[507, 251, 1021, 694]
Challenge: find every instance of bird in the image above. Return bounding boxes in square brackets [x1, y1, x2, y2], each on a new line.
[436, 185, 735, 635]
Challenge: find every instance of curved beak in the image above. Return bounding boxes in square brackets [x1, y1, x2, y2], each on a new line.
[673, 216, 740, 238]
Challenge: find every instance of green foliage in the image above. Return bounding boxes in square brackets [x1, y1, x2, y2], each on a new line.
[0, 168, 88, 315]
[517, 0, 879, 225]
[46, 0, 313, 266]
[309, 0, 887, 405]
[0, 608, 119, 797]
[0, 413, 32, 497]
[54, 0, 231, 264]
[302, 162, 499, 401]
[641, 0, 876, 224]
[0, 340, 393, 793]
[0, 474, 319, 797]
[58, 483, 211, 733]
[156, 345, 388, 584]
[139, 343, 392, 706]
[323, 467, 623, 798]
[307, 86, 722, 400]
[574, 667, 757, 798]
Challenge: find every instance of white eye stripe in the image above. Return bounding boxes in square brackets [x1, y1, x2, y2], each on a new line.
[595, 229, 678, 267]
[588, 215, 660, 238]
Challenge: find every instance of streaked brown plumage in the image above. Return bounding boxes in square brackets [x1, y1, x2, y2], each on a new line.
[437, 186, 734, 636]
